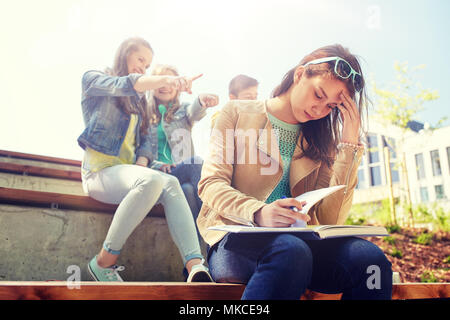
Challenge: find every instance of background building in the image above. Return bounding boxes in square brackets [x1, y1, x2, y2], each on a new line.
[353, 119, 450, 211]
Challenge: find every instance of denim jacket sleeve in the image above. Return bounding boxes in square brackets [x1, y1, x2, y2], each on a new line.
[135, 130, 156, 163]
[82, 70, 143, 99]
[185, 97, 207, 125]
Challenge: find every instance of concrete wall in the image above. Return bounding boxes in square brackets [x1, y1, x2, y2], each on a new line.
[0, 204, 186, 282]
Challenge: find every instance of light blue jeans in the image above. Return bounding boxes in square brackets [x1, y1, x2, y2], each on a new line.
[82, 164, 204, 266]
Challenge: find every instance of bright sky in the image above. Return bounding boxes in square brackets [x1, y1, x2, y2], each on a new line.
[1, 0, 449, 161]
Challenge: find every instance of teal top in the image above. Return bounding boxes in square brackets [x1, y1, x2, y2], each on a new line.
[157, 104, 173, 164]
[265, 112, 301, 203]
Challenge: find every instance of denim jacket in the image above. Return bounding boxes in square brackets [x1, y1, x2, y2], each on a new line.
[146, 97, 207, 169]
[77, 70, 154, 162]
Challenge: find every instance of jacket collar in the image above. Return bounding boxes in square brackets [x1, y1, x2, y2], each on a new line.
[256, 116, 282, 165]
[289, 138, 321, 187]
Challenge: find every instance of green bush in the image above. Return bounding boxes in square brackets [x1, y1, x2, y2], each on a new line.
[386, 224, 402, 234]
[383, 236, 396, 245]
[413, 232, 433, 245]
[412, 203, 450, 232]
[349, 199, 449, 232]
[434, 206, 450, 232]
[345, 215, 366, 225]
[389, 247, 403, 258]
[420, 270, 437, 283]
[348, 199, 392, 226]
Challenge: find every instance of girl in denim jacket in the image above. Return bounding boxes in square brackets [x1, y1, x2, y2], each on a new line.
[78, 37, 212, 282]
[146, 64, 219, 221]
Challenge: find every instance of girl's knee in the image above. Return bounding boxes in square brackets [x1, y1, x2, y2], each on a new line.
[262, 235, 313, 287]
[163, 173, 182, 189]
[365, 241, 392, 272]
[136, 172, 164, 194]
[344, 238, 392, 278]
[270, 234, 313, 267]
[181, 182, 195, 194]
[356, 239, 390, 265]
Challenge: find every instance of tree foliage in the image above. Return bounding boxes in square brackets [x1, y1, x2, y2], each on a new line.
[371, 61, 444, 133]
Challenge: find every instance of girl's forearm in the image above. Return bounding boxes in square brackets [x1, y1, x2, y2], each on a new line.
[133, 75, 168, 93]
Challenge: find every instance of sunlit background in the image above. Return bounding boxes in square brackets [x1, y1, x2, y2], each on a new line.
[1, 0, 449, 161]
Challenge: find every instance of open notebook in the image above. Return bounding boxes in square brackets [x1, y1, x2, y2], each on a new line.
[208, 224, 389, 240]
[209, 185, 388, 240]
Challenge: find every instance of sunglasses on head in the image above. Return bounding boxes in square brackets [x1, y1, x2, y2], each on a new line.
[303, 56, 363, 93]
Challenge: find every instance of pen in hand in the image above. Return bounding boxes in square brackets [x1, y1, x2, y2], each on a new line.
[281, 196, 308, 227]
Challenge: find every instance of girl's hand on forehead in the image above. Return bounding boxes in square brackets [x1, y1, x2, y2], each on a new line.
[337, 91, 360, 145]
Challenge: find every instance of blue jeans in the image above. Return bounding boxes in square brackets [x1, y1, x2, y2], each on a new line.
[208, 233, 392, 300]
[168, 156, 203, 221]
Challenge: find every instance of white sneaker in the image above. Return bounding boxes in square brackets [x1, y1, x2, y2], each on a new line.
[187, 264, 214, 282]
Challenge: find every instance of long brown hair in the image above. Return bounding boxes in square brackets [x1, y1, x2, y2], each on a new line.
[106, 37, 153, 135]
[271, 44, 368, 167]
[148, 64, 182, 124]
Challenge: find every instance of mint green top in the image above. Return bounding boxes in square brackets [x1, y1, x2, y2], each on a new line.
[157, 104, 173, 164]
[265, 112, 301, 203]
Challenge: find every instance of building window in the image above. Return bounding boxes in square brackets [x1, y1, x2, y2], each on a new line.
[367, 133, 381, 186]
[435, 185, 445, 200]
[356, 169, 366, 189]
[430, 150, 442, 176]
[390, 163, 399, 182]
[370, 166, 382, 186]
[382, 136, 397, 158]
[420, 187, 429, 202]
[447, 146, 450, 173]
[415, 153, 426, 180]
[382, 136, 399, 183]
[368, 134, 379, 163]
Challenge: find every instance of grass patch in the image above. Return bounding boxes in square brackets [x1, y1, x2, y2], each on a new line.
[389, 247, 403, 258]
[413, 232, 433, 245]
[386, 224, 402, 234]
[383, 236, 396, 245]
[420, 270, 438, 283]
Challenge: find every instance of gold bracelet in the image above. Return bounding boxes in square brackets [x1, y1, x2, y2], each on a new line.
[337, 142, 365, 152]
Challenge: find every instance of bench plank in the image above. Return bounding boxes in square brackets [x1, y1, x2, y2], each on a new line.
[392, 283, 450, 299]
[0, 187, 165, 217]
[0, 150, 81, 167]
[0, 162, 81, 181]
[0, 282, 448, 300]
[0, 187, 117, 212]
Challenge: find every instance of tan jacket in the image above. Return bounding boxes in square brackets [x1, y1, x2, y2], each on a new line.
[197, 100, 364, 247]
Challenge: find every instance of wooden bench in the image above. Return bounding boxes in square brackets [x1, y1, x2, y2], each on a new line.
[0, 282, 448, 300]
